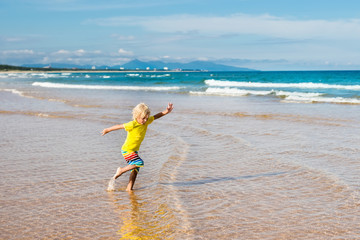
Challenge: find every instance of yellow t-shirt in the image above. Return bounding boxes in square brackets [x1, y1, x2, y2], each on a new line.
[122, 116, 154, 152]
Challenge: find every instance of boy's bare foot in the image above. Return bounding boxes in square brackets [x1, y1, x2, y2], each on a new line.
[114, 167, 122, 179]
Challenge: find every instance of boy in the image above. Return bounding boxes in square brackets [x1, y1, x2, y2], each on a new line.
[102, 102, 173, 191]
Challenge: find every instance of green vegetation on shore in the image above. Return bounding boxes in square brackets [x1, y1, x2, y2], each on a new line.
[0, 64, 70, 72]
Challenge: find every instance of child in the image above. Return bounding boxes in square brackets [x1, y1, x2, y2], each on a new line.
[102, 102, 173, 191]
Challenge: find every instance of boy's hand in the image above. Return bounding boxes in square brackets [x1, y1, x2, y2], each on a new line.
[166, 102, 174, 114]
[101, 124, 124, 135]
[101, 128, 109, 136]
[154, 103, 174, 119]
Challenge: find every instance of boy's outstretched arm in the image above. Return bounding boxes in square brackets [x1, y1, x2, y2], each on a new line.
[101, 124, 124, 136]
[154, 103, 174, 120]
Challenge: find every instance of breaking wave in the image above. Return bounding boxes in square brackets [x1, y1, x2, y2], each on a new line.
[32, 82, 182, 91]
[205, 79, 360, 90]
[190, 87, 360, 104]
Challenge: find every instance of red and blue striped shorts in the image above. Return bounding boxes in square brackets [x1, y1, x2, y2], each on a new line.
[121, 150, 144, 172]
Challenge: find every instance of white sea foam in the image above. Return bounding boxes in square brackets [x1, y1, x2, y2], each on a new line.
[273, 90, 360, 104]
[126, 73, 171, 78]
[275, 91, 323, 98]
[0, 72, 66, 79]
[283, 95, 360, 104]
[190, 87, 360, 104]
[31, 73, 60, 78]
[205, 79, 360, 90]
[0, 72, 62, 79]
[0, 74, 9, 78]
[0, 73, 31, 78]
[32, 82, 182, 91]
[1, 88, 27, 97]
[154, 74, 171, 78]
[194, 87, 272, 96]
[191, 87, 321, 97]
[126, 73, 140, 77]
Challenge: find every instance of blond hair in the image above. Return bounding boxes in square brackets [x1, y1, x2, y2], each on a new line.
[132, 103, 150, 120]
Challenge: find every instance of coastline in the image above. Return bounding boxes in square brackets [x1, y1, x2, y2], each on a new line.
[2, 69, 360, 74]
[0, 70, 202, 74]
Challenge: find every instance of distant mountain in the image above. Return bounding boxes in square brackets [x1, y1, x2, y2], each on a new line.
[22, 60, 257, 71]
[118, 59, 256, 71]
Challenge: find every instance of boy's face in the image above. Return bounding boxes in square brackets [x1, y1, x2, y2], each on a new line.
[136, 114, 149, 125]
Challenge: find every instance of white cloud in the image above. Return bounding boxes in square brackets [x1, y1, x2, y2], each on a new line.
[118, 48, 133, 56]
[3, 49, 35, 55]
[0, 48, 108, 65]
[87, 13, 360, 40]
[75, 49, 86, 56]
[52, 49, 103, 57]
[0, 49, 44, 65]
[3, 37, 24, 42]
[196, 57, 209, 61]
[33, 0, 175, 12]
[111, 34, 135, 41]
[55, 49, 70, 54]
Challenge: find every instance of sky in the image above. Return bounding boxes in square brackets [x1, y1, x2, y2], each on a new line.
[1, 0, 360, 70]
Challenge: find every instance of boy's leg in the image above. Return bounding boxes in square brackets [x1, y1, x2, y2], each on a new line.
[126, 170, 138, 191]
[113, 164, 138, 179]
[107, 165, 139, 192]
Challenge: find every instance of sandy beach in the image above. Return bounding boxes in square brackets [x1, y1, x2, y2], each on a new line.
[1, 71, 359, 239]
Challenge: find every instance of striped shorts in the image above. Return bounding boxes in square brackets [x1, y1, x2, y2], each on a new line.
[121, 150, 144, 172]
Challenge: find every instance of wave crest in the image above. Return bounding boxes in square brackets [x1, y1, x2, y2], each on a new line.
[190, 87, 360, 104]
[32, 82, 181, 91]
[205, 79, 360, 90]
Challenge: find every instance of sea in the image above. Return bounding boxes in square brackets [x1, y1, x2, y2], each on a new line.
[1, 70, 359, 239]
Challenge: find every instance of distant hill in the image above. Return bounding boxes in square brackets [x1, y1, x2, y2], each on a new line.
[117, 59, 256, 71]
[21, 59, 257, 71]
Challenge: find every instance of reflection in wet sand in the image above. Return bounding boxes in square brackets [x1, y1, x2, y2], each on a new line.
[108, 191, 178, 239]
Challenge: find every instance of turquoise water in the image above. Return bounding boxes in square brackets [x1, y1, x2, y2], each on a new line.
[2, 70, 360, 104]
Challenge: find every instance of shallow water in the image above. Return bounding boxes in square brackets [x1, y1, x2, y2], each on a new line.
[1, 72, 360, 239]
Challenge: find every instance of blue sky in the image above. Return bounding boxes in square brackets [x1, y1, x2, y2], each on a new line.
[1, 0, 360, 70]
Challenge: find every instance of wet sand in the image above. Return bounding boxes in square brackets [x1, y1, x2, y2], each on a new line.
[1, 77, 359, 239]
